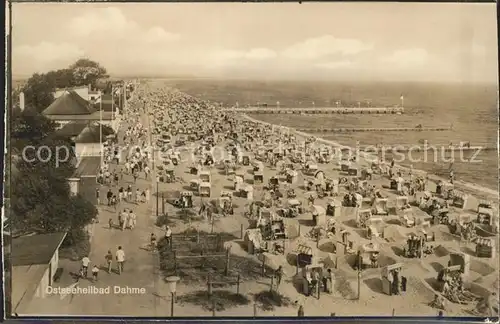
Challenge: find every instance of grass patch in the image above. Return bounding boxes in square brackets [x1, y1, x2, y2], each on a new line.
[254, 290, 293, 311]
[158, 230, 273, 283]
[177, 290, 251, 312]
[155, 214, 176, 228]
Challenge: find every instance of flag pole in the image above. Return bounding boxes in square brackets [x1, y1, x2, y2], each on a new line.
[118, 84, 122, 114]
[111, 85, 115, 132]
[100, 92, 103, 166]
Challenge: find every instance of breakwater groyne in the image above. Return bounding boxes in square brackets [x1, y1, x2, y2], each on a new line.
[227, 107, 404, 114]
[241, 113, 499, 200]
[358, 145, 496, 152]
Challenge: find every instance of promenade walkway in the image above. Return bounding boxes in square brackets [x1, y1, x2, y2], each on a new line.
[29, 94, 171, 316]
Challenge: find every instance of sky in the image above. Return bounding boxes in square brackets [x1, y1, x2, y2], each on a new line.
[11, 2, 498, 83]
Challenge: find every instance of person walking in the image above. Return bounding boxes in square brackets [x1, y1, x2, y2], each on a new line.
[323, 269, 333, 293]
[165, 225, 172, 247]
[105, 250, 113, 273]
[81, 256, 91, 278]
[128, 210, 136, 230]
[275, 266, 284, 288]
[107, 189, 113, 206]
[116, 246, 125, 274]
[145, 188, 150, 204]
[92, 265, 99, 281]
[96, 188, 100, 205]
[150, 233, 157, 251]
[135, 188, 141, 204]
[118, 187, 124, 202]
[127, 185, 133, 202]
[297, 305, 304, 317]
[122, 210, 129, 231]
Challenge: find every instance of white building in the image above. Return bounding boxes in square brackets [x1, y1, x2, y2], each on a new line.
[11, 232, 67, 315]
[42, 91, 114, 129]
[54, 85, 90, 101]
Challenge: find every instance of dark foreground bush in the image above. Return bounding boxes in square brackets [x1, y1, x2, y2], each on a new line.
[59, 228, 90, 260]
[254, 290, 293, 311]
[155, 214, 176, 228]
[177, 290, 250, 312]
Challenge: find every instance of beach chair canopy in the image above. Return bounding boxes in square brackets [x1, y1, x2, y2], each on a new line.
[296, 244, 313, 255]
[311, 205, 326, 216]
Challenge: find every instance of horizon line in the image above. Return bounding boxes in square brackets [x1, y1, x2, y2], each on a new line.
[11, 74, 499, 86]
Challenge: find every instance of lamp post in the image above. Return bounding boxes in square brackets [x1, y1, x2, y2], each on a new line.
[357, 270, 362, 300]
[166, 276, 180, 317]
[156, 177, 160, 217]
[99, 92, 103, 167]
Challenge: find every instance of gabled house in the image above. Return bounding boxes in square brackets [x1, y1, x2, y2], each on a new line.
[55, 121, 115, 157]
[54, 85, 90, 101]
[42, 91, 114, 129]
[67, 156, 101, 205]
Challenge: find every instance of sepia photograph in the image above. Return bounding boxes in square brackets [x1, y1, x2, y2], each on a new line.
[7, 2, 499, 318]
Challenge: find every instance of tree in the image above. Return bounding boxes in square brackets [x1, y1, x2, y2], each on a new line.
[10, 109, 57, 153]
[70, 59, 109, 87]
[11, 170, 96, 235]
[22, 73, 55, 113]
[21, 59, 109, 113]
[45, 68, 77, 89]
[10, 109, 96, 239]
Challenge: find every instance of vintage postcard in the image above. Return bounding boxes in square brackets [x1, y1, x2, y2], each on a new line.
[6, 2, 499, 318]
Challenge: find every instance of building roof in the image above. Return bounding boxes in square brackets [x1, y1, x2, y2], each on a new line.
[55, 120, 90, 138]
[43, 91, 95, 116]
[45, 111, 114, 121]
[12, 232, 67, 266]
[12, 264, 48, 315]
[54, 85, 89, 92]
[74, 123, 115, 143]
[72, 156, 101, 178]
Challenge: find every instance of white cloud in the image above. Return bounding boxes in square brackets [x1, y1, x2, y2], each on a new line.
[245, 48, 278, 60]
[69, 7, 180, 44]
[207, 47, 277, 67]
[282, 35, 373, 60]
[382, 48, 429, 67]
[13, 42, 85, 74]
[69, 7, 136, 37]
[14, 42, 84, 63]
[316, 61, 354, 69]
[144, 27, 180, 43]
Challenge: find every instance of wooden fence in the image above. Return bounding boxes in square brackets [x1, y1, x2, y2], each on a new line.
[168, 248, 233, 276]
[207, 273, 243, 295]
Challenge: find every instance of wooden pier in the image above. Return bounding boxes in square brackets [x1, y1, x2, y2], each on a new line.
[296, 126, 451, 133]
[228, 107, 404, 114]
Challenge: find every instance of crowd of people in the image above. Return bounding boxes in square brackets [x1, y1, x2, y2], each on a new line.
[74, 81, 498, 317]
